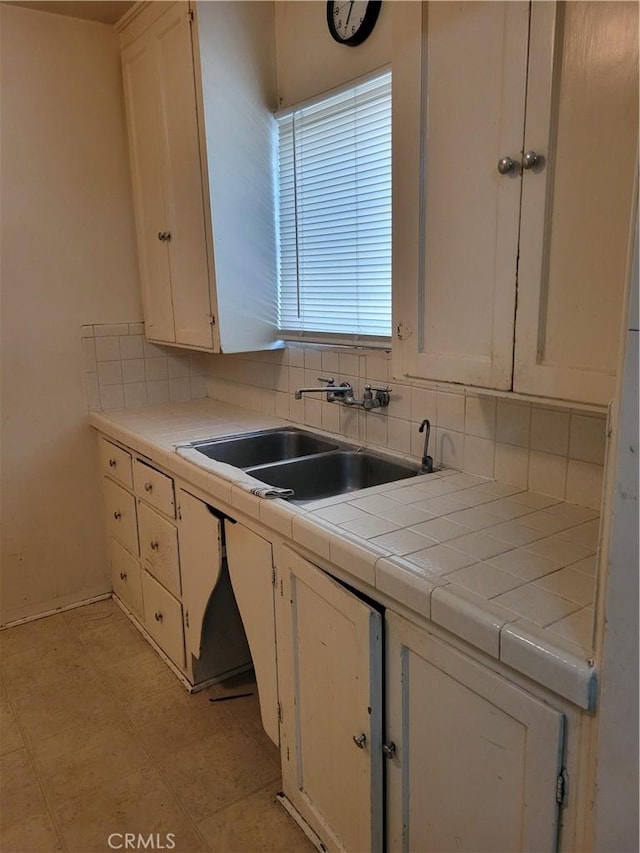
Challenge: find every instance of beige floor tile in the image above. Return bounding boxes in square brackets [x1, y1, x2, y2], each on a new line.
[0, 698, 24, 757]
[160, 722, 281, 822]
[100, 647, 181, 706]
[1, 639, 94, 701]
[11, 676, 118, 745]
[124, 683, 232, 757]
[75, 613, 150, 668]
[199, 783, 315, 853]
[32, 718, 151, 808]
[61, 598, 126, 631]
[0, 749, 49, 831]
[0, 614, 73, 661]
[207, 677, 281, 764]
[55, 766, 206, 853]
[0, 813, 64, 852]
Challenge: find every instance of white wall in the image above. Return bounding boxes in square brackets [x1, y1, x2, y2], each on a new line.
[274, 0, 391, 107]
[0, 5, 142, 624]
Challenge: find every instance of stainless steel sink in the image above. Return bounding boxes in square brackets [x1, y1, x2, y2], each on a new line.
[247, 451, 420, 503]
[191, 428, 339, 468]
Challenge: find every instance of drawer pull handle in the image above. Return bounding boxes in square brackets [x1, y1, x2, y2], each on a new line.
[109, 458, 117, 467]
[154, 611, 163, 622]
[113, 511, 121, 520]
[119, 572, 127, 581]
[144, 483, 153, 492]
[150, 540, 160, 551]
[353, 733, 366, 749]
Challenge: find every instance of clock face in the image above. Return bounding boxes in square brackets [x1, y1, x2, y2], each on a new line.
[326, 1, 382, 47]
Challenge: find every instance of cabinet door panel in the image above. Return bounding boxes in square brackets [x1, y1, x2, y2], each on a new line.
[177, 489, 223, 661]
[103, 478, 139, 556]
[138, 502, 180, 597]
[515, 1, 639, 403]
[277, 546, 383, 853]
[142, 569, 185, 668]
[393, 1, 529, 389]
[386, 612, 564, 853]
[122, 33, 175, 344]
[98, 439, 133, 489]
[155, 5, 213, 349]
[133, 460, 175, 518]
[225, 522, 278, 746]
[110, 538, 144, 618]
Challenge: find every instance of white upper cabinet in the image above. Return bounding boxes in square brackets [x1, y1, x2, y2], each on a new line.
[393, 1, 638, 405]
[118, 1, 278, 353]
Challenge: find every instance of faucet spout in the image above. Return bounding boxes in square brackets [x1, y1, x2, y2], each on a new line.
[294, 377, 354, 403]
[419, 419, 434, 473]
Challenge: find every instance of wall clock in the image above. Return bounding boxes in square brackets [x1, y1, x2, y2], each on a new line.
[326, 1, 382, 47]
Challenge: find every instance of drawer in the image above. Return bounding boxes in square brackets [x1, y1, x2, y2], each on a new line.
[103, 478, 138, 556]
[138, 502, 180, 597]
[110, 538, 143, 618]
[134, 460, 175, 518]
[142, 570, 185, 668]
[98, 438, 133, 489]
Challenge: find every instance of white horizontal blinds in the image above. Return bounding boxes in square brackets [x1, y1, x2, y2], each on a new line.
[277, 72, 392, 339]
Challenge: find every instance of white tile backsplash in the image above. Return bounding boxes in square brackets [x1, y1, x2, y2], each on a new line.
[82, 323, 208, 411]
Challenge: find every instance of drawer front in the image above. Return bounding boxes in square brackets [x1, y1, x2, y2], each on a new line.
[99, 438, 133, 489]
[142, 570, 185, 668]
[138, 502, 181, 597]
[134, 460, 175, 518]
[110, 538, 143, 618]
[103, 478, 138, 556]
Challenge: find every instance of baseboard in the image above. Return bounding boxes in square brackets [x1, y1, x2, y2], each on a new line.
[0, 592, 112, 630]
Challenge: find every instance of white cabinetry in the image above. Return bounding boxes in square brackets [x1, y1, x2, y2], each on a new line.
[225, 522, 279, 747]
[393, 1, 638, 404]
[99, 436, 250, 687]
[386, 612, 564, 853]
[275, 547, 565, 853]
[276, 546, 383, 853]
[118, 1, 278, 353]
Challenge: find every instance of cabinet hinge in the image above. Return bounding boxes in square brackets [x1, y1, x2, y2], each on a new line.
[556, 768, 568, 806]
[187, 8, 194, 22]
[271, 566, 276, 587]
[208, 314, 216, 326]
[185, 610, 190, 629]
[280, 578, 284, 597]
[177, 504, 182, 521]
[277, 701, 282, 723]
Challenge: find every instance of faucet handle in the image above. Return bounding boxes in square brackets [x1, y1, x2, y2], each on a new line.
[317, 376, 335, 386]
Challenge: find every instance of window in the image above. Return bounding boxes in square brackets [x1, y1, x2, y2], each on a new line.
[276, 71, 392, 343]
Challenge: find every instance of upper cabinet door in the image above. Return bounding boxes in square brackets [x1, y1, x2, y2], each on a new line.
[154, 6, 214, 349]
[122, 30, 176, 344]
[393, 2, 530, 390]
[514, 1, 639, 404]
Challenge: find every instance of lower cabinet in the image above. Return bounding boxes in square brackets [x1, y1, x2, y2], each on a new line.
[276, 545, 384, 853]
[275, 548, 565, 853]
[225, 521, 280, 746]
[386, 611, 565, 853]
[99, 436, 250, 689]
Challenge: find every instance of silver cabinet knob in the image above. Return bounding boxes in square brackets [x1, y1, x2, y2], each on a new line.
[497, 156, 516, 175]
[522, 150, 540, 170]
[157, 231, 171, 242]
[113, 511, 121, 520]
[119, 572, 127, 581]
[144, 482, 153, 492]
[150, 540, 159, 551]
[154, 611, 163, 622]
[382, 741, 396, 759]
[108, 458, 117, 467]
[353, 733, 367, 749]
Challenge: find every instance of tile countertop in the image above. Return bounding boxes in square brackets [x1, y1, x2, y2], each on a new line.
[89, 399, 598, 711]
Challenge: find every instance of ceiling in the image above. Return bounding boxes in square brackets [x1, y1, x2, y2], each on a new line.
[5, 1, 135, 25]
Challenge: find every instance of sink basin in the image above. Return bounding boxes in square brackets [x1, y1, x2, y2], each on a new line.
[191, 428, 339, 468]
[247, 451, 420, 503]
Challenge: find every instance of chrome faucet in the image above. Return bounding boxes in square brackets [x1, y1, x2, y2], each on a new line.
[419, 419, 434, 473]
[294, 377, 354, 402]
[294, 376, 391, 410]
